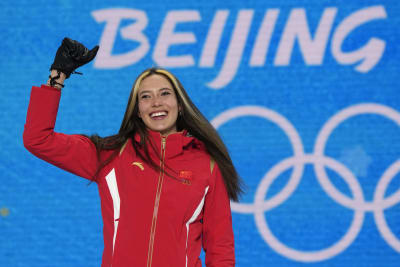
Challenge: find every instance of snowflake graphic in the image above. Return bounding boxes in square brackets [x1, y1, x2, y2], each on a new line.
[339, 145, 372, 178]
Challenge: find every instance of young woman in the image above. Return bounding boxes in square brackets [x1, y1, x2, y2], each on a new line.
[23, 38, 242, 267]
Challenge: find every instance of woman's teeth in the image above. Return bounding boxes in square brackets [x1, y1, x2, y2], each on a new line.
[151, 111, 167, 118]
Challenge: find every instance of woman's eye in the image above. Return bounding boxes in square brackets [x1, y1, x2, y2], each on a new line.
[161, 91, 171, 96]
[140, 95, 150, 99]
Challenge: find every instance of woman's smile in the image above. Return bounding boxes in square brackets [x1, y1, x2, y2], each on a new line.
[150, 110, 168, 120]
[138, 74, 180, 135]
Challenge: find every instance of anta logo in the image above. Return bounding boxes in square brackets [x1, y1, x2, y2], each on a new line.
[132, 162, 144, 171]
[179, 170, 192, 185]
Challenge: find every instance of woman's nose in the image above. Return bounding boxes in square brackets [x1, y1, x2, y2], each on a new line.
[151, 96, 162, 107]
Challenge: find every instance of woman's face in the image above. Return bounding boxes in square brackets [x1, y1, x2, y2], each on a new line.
[137, 74, 180, 136]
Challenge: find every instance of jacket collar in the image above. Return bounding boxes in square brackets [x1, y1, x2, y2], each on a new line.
[134, 129, 198, 158]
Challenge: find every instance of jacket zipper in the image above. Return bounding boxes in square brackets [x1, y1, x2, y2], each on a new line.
[146, 136, 166, 267]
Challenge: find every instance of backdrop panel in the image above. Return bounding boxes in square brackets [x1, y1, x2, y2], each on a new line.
[1, 0, 399, 266]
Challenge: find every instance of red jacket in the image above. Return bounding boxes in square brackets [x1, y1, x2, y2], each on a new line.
[23, 85, 235, 267]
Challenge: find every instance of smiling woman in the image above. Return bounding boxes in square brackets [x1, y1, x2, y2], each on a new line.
[23, 38, 242, 267]
[137, 75, 180, 135]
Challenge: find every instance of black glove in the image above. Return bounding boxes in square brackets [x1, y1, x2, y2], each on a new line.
[50, 37, 99, 78]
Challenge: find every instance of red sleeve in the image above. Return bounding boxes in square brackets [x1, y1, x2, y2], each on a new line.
[202, 163, 235, 267]
[23, 85, 98, 180]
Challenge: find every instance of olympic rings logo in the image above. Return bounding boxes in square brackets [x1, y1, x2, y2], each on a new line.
[211, 104, 400, 262]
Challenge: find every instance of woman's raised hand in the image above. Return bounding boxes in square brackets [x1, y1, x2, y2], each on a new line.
[50, 37, 99, 78]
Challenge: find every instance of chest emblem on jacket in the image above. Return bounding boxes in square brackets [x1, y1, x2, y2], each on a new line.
[132, 161, 144, 171]
[179, 170, 192, 185]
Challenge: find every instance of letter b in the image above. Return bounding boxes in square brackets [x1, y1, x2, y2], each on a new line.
[92, 8, 150, 68]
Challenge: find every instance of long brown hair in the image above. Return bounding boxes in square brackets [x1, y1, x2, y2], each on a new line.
[89, 67, 243, 201]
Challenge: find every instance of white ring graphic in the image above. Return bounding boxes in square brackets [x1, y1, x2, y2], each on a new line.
[374, 160, 400, 253]
[212, 104, 400, 262]
[254, 155, 365, 262]
[314, 103, 400, 211]
[211, 106, 304, 214]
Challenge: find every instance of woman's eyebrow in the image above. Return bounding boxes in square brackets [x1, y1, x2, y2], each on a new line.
[159, 87, 173, 91]
[139, 87, 172, 96]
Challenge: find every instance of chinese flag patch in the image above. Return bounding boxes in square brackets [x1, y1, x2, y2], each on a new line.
[179, 170, 192, 185]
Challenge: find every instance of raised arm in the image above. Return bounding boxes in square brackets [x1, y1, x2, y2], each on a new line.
[23, 38, 100, 180]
